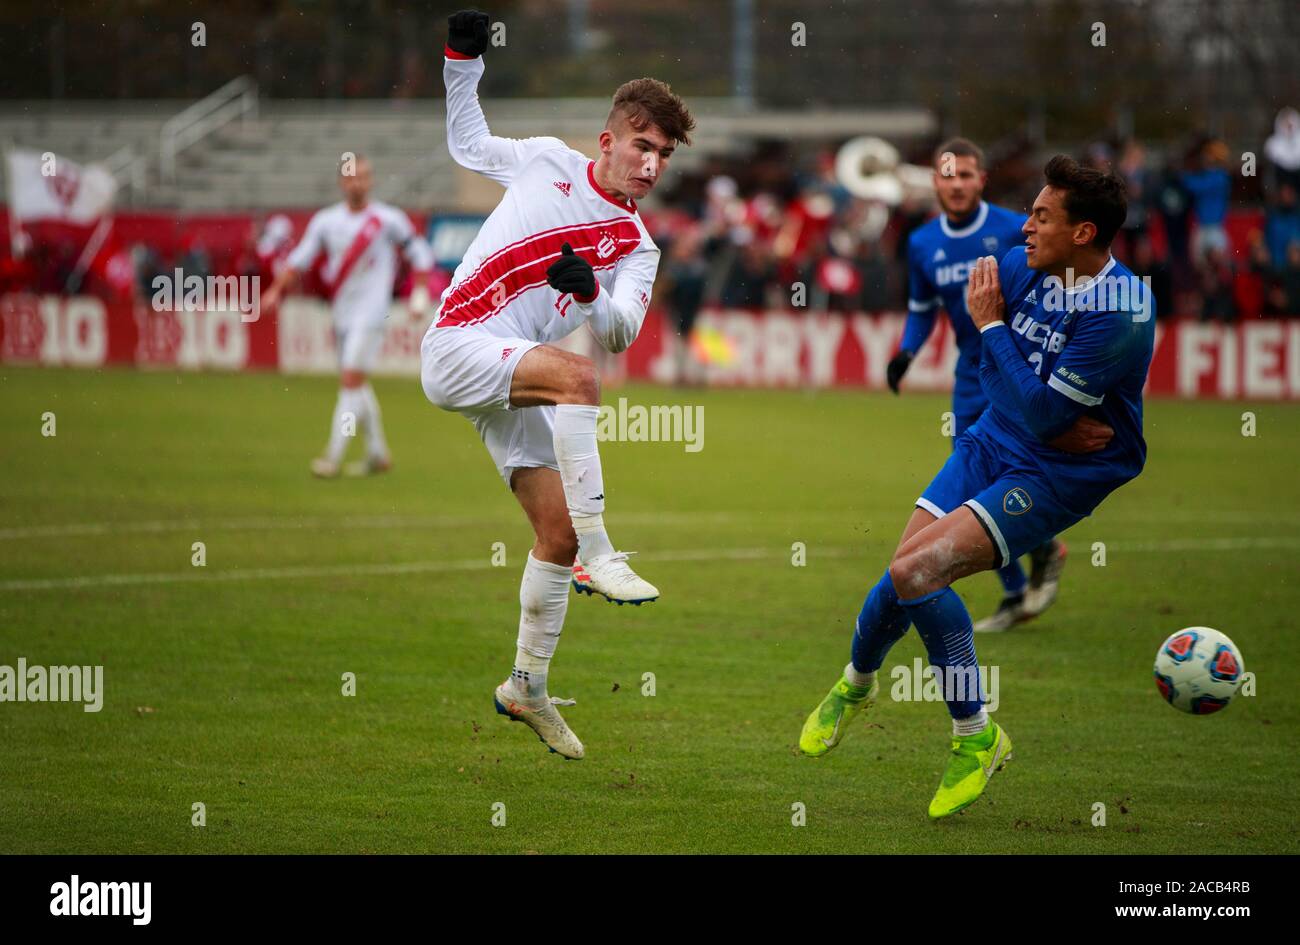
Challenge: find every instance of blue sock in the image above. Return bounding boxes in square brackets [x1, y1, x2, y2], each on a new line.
[899, 587, 983, 720]
[850, 571, 912, 673]
[997, 559, 1027, 596]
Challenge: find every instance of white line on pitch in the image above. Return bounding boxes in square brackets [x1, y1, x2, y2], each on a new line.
[1104, 537, 1300, 552]
[1, 536, 1296, 593]
[0, 509, 1293, 541]
[0, 546, 858, 592]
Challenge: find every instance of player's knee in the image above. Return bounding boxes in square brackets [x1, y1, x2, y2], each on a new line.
[563, 359, 600, 405]
[888, 553, 936, 601]
[887, 557, 916, 599]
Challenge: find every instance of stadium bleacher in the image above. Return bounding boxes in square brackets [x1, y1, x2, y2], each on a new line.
[1, 86, 933, 211]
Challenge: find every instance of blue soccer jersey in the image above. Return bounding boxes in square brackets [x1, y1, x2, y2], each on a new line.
[903, 201, 1027, 430]
[975, 245, 1156, 513]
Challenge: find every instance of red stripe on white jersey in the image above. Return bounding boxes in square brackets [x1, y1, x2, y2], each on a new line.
[445, 260, 622, 330]
[454, 216, 630, 290]
[438, 219, 641, 327]
[327, 212, 383, 299]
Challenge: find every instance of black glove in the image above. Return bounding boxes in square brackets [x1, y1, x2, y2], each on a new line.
[447, 10, 490, 58]
[886, 350, 913, 394]
[547, 242, 596, 299]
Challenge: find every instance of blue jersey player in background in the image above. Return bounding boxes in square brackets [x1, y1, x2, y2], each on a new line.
[888, 138, 1068, 633]
[801, 155, 1154, 819]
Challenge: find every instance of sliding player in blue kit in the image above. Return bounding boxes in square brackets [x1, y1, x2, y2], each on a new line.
[800, 156, 1154, 818]
[889, 138, 1067, 632]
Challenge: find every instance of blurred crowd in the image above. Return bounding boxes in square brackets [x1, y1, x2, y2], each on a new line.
[6, 108, 1300, 327]
[0, 212, 437, 305]
[647, 107, 1300, 333]
[0, 223, 279, 302]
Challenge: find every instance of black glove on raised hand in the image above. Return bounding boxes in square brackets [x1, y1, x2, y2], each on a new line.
[447, 10, 490, 58]
[886, 350, 913, 394]
[546, 243, 597, 300]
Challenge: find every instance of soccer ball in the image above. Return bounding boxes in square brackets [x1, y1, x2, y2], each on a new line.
[1153, 626, 1244, 715]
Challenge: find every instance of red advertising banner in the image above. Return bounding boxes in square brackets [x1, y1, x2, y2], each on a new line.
[0, 292, 277, 371]
[3, 293, 1299, 400]
[620, 308, 1300, 400]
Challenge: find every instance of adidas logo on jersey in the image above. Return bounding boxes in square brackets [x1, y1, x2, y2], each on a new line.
[553, 181, 572, 197]
[1025, 290, 1037, 304]
[501, 346, 516, 361]
[933, 249, 947, 262]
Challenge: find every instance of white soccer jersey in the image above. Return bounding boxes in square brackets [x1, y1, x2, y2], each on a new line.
[432, 54, 660, 354]
[286, 200, 433, 329]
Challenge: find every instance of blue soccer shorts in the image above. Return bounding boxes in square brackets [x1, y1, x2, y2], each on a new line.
[917, 426, 1084, 568]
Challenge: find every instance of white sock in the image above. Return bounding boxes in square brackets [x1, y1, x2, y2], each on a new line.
[327, 388, 364, 463]
[359, 383, 389, 459]
[510, 551, 572, 702]
[953, 708, 990, 737]
[553, 404, 615, 561]
[844, 662, 875, 689]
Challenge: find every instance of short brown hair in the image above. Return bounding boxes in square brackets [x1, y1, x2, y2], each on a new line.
[1043, 154, 1128, 248]
[934, 137, 984, 172]
[607, 78, 695, 147]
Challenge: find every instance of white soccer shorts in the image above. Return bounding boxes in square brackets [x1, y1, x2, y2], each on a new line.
[420, 326, 557, 486]
[336, 322, 386, 373]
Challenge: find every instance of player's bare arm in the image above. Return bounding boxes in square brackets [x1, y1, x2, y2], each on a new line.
[259, 265, 298, 311]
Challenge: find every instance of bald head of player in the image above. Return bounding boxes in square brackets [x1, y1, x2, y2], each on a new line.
[338, 155, 374, 210]
[594, 78, 695, 203]
[932, 137, 986, 221]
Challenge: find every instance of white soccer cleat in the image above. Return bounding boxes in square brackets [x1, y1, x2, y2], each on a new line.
[310, 456, 341, 478]
[973, 594, 1028, 633]
[1023, 540, 1068, 618]
[572, 551, 659, 605]
[493, 682, 585, 759]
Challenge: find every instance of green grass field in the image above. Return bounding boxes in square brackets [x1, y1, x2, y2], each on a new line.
[1, 365, 1297, 854]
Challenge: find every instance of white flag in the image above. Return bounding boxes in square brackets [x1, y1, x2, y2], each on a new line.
[5, 149, 117, 224]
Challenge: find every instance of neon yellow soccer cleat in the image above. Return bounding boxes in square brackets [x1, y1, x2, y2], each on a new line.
[799, 672, 878, 757]
[928, 720, 1013, 819]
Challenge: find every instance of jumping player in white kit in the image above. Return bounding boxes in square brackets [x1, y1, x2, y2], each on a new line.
[422, 10, 695, 759]
[263, 155, 434, 478]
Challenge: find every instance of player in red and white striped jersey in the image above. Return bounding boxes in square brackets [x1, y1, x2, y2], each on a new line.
[422, 10, 695, 759]
[264, 155, 434, 478]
